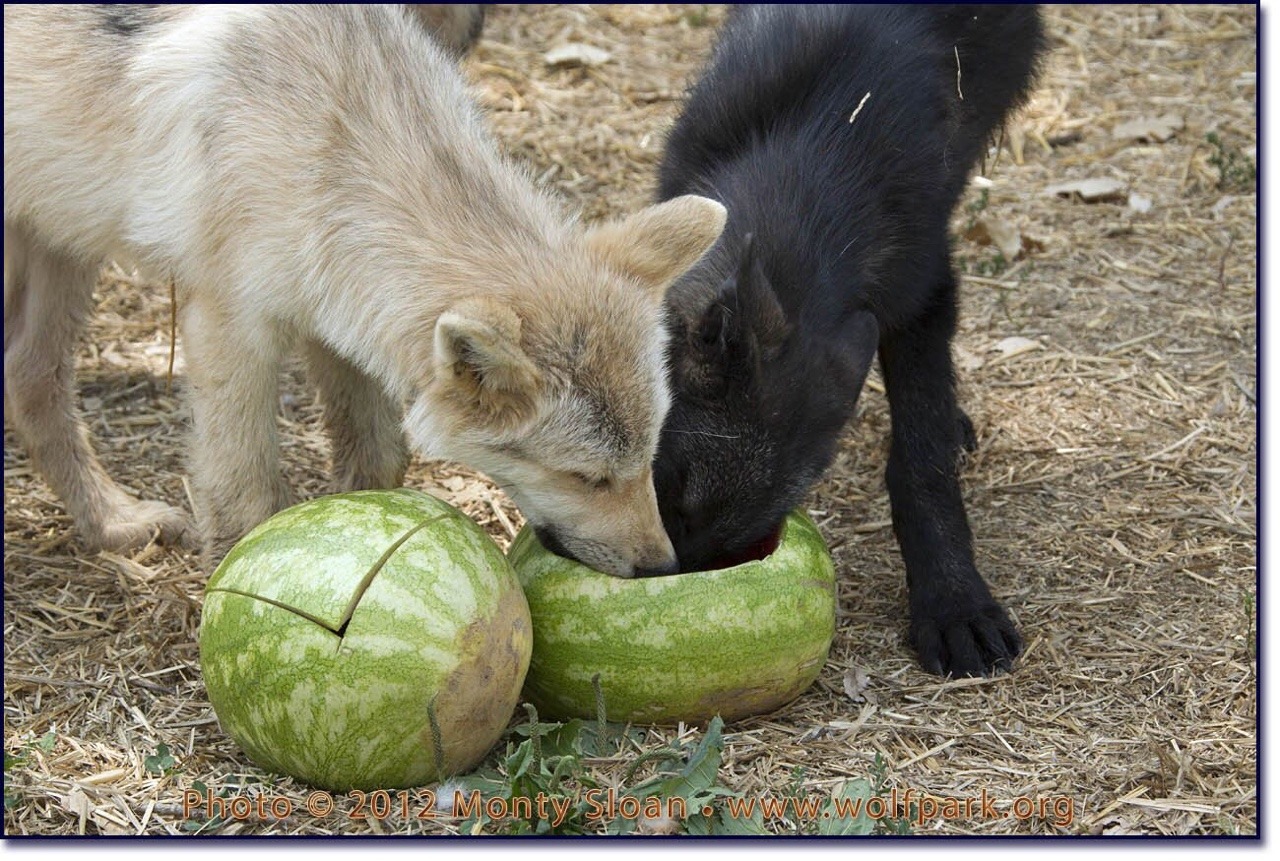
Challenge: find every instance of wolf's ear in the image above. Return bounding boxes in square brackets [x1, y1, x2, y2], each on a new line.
[693, 235, 789, 361]
[434, 298, 543, 429]
[734, 234, 789, 355]
[695, 288, 733, 353]
[585, 195, 727, 300]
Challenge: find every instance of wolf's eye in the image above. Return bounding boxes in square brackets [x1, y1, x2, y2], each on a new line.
[572, 472, 610, 491]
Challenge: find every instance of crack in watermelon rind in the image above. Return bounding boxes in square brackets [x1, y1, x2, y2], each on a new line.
[206, 507, 452, 644]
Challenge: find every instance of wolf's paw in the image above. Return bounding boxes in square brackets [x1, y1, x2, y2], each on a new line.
[201, 541, 230, 572]
[910, 599, 1022, 678]
[201, 529, 253, 571]
[91, 499, 194, 552]
[195, 480, 293, 569]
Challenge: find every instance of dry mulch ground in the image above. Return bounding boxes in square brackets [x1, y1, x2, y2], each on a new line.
[3, 4, 1256, 837]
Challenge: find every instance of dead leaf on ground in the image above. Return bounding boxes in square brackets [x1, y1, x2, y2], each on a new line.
[842, 666, 871, 703]
[954, 345, 985, 372]
[439, 475, 467, 493]
[1007, 123, 1026, 164]
[544, 43, 611, 68]
[60, 787, 92, 834]
[1112, 113, 1185, 143]
[990, 336, 1044, 359]
[965, 216, 1026, 261]
[61, 787, 92, 819]
[1045, 177, 1127, 203]
[1211, 195, 1238, 216]
[1127, 193, 1153, 214]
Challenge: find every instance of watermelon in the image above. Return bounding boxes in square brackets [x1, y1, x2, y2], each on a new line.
[199, 489, 531, 791]
[507, 509, 836, 723]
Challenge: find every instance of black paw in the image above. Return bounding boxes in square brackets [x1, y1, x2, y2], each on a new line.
[910, 599, 1022, 678]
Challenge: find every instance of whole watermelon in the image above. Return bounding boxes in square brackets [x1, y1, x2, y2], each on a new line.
[199, 489, 531, 791]
[507, 509, 836, 723]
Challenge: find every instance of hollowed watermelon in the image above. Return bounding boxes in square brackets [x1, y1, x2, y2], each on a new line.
[507, 509, 836, 723]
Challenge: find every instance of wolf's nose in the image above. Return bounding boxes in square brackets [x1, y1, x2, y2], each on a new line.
[634, 557, 680, 578]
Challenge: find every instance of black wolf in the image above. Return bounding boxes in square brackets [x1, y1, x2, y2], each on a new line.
[654, 5, 1045, 677]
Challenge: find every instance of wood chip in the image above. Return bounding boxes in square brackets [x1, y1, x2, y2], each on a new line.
[1044, 177, 1128, 202]
[543, 43, 610, 68]
[1113, 113, 1185, 143]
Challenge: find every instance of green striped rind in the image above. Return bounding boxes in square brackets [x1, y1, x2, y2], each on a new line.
[200, 490, 531, 791]
[206, 489, 454, 629]
[508, 509, 835, 723]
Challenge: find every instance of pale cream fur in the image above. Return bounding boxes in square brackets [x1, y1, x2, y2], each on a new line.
[3, 5, 726, 575]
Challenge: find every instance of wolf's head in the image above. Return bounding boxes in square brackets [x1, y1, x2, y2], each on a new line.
[406, 195, 726, 577]
[655, 235, 880, 572]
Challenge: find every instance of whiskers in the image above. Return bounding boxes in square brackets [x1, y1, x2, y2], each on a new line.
[665, 429, 742, 440]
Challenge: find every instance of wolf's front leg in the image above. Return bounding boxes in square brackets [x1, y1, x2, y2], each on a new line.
[878, 276, 1021, 678]
[180, 298, 292, 565]
[4, 229, 193, 552]
[304, 339, 408, 493]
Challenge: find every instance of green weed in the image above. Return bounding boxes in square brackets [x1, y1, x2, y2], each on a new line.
[1205, 132, 1255, 191]
[144, 743, 178, 777]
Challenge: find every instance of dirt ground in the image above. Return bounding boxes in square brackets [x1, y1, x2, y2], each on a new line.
[3, 4, 1256, 837]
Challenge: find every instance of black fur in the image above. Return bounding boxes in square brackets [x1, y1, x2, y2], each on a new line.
[655, 5, 1045, 677]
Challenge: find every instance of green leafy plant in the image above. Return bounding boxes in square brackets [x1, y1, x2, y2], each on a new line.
[869, 751, 915, 834]
[970, 251, 1010, 278]
[438, 674, 913, 837]
[442, 704, 913, 836]
[607, 715, 770, 835]
[962, 187, 992, 234]
[445, 706, 613, 835]
[1205, 132, 1255, 191]
[4, 730, 58, 812]
[441, 675, 761, 835]
[792, 754, 912, 835]
[684, 6, 711, 28]
[144, 743, 178, 777]
[814, 779, 878, 835]
[4, 751, 26, 810]
[180, 779, 242, 834]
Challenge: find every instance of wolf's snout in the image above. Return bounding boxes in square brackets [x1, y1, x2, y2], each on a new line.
[531, 526, 633, 578]
[632, 531, 680, 578]
[534, 526, 572, 561]
[535, 524, 678, 579]
[635, 557, 680, 578]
